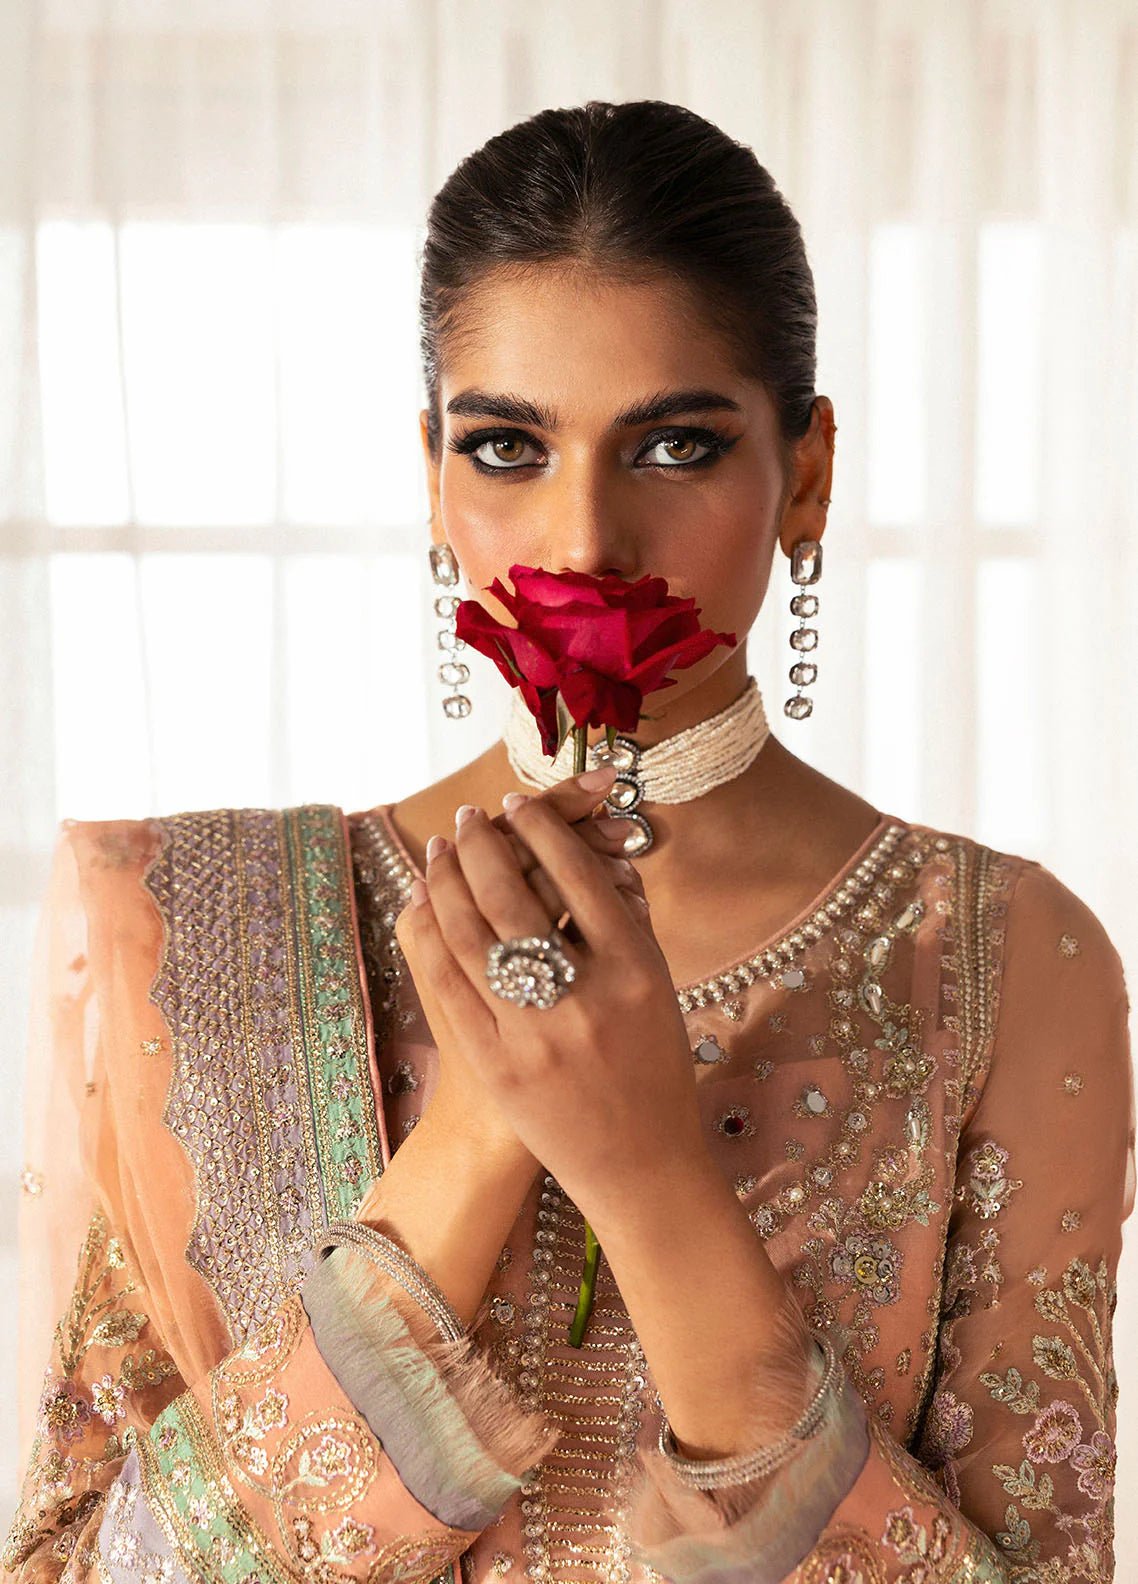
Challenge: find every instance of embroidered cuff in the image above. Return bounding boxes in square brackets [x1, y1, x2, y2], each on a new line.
[300, 1242, 562, 1531]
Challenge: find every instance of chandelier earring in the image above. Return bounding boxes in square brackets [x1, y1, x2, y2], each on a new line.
[784, 417, 836, 721]
[783, 511, 828, 721]
[428, 532, 472, 720]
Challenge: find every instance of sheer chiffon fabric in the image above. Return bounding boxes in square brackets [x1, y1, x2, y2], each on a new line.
[4, 801, 1134, 1584]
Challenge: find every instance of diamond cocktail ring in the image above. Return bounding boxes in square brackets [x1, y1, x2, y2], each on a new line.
[485, 930, 577, 1010]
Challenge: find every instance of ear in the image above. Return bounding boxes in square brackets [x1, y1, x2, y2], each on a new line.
[419, 408, 442, 529]
[777, 396, 837, 560]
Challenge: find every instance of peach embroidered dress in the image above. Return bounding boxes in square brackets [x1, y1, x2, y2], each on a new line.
[3, 799, 1134, 1584]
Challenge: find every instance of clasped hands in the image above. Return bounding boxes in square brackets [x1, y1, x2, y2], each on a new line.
[393, 764, 710, 1226]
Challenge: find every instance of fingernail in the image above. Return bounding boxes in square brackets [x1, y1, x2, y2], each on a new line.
[454, 804, 479, 829]
[502, 791, 529, 812]
[426, 833, 449, 862]
[595, 817, 628, 838]
[577, 765, 617, 791]
[410, 877, 429, 907]
[617, 858, 636, 880]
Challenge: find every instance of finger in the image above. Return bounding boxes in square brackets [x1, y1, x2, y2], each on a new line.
[528, 863, 568, 925]
[492, 808, 631, 877]
[450, 808, 644, 943]
[523, 851, 642, 929]
[424, 828, 580, 1014]
[503, 796, 633, 948]
[394, 883, 497, 1048]
[451, 805, 570, 943]
[513, 764, 619, 823]
[619, 886, 654, 930]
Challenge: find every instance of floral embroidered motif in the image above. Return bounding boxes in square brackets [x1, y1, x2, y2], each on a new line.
[919, 1193, 1120, 1583]
[880, 1502, 954, 1569]
[91, 1374, 128, 1425]
[957, 1139, 1024, 1220]
[831, 1232, 904, 1306]
[1, 1208, 179, 1572]
[387, 1057, 421, 1094]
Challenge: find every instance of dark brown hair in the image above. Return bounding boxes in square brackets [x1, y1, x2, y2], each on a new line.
[418, 98, 818, 480]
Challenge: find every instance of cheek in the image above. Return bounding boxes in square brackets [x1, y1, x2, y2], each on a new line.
[665, 511, 775, 635]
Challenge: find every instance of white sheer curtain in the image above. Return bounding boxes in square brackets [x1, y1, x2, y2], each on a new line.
[2, 0, 1136, 1546]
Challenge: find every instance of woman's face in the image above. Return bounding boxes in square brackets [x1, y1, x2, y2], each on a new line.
[420, 264, 833, 711]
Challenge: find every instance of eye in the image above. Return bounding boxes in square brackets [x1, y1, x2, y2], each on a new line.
[640, 432, 712, 467]
[447, 428, 544, 472]
[636, 426, 738, 470]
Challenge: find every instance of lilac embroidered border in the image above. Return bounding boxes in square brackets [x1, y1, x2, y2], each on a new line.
[143, 806, 381, 1345]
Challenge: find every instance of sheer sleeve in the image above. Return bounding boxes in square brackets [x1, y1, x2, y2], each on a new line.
[3, 820, 561, 1584]
[622, 853, 1136, 1583]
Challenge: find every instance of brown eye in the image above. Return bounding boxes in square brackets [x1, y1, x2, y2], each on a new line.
[641, 432, 715, 467]
[464, 431, 543, 469]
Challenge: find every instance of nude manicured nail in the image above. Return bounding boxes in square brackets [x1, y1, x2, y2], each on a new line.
[454, 803, 479, 829]
[577, 765, 617, 790]
[425, 834, 449, 862]
[502, 791, 529, 812]
[410, 878, 429, 907]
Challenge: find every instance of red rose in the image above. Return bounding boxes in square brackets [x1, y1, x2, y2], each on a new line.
[454, 564, 737, 755]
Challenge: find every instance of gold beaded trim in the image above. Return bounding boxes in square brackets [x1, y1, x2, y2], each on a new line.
[675, 824, 909, 1013]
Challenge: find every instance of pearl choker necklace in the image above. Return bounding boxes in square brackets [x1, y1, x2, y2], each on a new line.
[503, 675, 771, 856]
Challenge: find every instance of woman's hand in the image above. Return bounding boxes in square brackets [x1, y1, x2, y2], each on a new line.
[394, 770, 708, 1226]
[393, 768, 648, 1175]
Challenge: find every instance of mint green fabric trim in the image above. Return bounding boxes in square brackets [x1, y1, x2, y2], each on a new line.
[141, 1396, 292, 1584]
[286, 804, 383, 1222]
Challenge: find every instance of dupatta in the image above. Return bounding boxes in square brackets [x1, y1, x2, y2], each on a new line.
[17, 804, 393, 1455]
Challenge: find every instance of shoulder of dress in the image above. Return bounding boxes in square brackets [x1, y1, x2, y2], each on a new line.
[901, 820, 1120, 958]
[885, 822, 1023, 1111]
[899, 825, 1127, 1114]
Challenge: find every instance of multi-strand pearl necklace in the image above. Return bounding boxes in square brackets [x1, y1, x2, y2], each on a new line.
[503, 674, 772, 856]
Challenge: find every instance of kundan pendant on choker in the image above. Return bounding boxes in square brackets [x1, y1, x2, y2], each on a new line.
[503, 674, 771, 857]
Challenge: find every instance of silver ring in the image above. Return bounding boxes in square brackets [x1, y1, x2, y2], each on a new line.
[485, 930, 577, 1010]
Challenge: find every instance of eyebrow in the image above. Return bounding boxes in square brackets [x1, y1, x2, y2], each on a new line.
[444, 387, 744, 431]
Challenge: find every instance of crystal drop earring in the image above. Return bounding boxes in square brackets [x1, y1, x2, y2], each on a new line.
[428, 533, 472, 720]
[784, 526, 826, 720]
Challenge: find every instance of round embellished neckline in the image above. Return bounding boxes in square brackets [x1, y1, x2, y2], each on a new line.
[358, 802, 912, 1015]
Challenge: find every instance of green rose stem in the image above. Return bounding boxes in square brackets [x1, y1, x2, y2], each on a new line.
[569, 1219, 600, 1348]
[566, 717, 616, 1348]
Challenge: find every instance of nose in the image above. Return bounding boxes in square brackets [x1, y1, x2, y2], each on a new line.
[540, 484, 640, 582]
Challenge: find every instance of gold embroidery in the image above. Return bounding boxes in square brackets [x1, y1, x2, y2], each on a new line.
[921, 1192, 1118, 1583]
[957, 1140, 1024, 1220]
[1, 1209, 179, 1572]
[205, 1291, 388, 1572]
[797, 1524, 888, 1582]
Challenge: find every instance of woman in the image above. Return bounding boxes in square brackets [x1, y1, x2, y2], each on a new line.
[4, 98, 1134, 1584]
